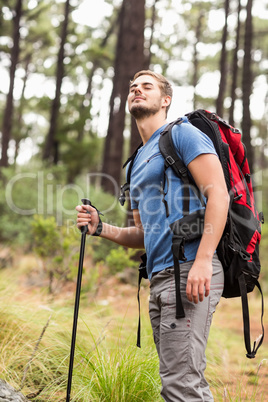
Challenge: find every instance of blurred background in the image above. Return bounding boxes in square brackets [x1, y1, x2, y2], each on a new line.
[0, 0, 267, 283]
[0, 1, 267, 400]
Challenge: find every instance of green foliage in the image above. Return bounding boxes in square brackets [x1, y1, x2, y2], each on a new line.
[0, 160, 129, 289]
[105, 246, 138, 274]
[60, 137, 101, 183]
[0, 162, 125, 246]
[0, 164, 68, 245]
[31, 214, 81, 293]
[0, 166, 39, 245]
[31, 215, 61, 258]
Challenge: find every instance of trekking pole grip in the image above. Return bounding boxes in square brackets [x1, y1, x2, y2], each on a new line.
[81, 198, 103, 237]
[81, 198, 92, 206]
[80, 198, 92, 235]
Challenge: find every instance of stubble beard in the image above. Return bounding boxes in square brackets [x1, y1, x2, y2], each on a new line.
[129, 103, 161, 120]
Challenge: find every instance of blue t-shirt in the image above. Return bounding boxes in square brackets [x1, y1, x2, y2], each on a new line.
[128, 116, 217, 279]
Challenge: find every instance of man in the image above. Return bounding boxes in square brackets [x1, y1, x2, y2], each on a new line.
[76, 70, 229, 401]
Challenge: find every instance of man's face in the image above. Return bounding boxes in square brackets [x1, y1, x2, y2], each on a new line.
[127, 75, 164, 119]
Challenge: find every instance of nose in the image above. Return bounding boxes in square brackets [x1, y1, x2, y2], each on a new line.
[134, 85, 142, 94]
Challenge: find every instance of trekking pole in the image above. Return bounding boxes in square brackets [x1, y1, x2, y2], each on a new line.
[66, 198, 92, 402]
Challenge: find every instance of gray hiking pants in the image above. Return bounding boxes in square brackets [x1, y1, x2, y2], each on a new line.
[149, 254, 224, 402]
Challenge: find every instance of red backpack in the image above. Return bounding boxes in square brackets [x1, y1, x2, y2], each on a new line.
[159, 109, 264, 358]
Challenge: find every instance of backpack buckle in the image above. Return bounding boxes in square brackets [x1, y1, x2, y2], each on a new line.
[165, 155, 175, 166]
[179, 166, 188, 177]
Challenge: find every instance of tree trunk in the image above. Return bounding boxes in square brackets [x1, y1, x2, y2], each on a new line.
[229, 0, 241, 127]
[0, 0, 22, 167]
[129, 0, 158, 155]
[241, 0, 254, 168]
[216, 0, 230, 117]
[144, 0, 159, 69]
[101, 0, 145, 193]
[43, 0, 70, 163]
[192, 10, 204, 110]
[77, 66, 95, 142]
[14, 53, 31, 164]
[48, 269, 54, 294]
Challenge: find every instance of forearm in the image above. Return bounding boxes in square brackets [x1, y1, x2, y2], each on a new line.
[100, 222, 144, 249]
[196, 192, 229, 261]
[76, 204, 144, 249]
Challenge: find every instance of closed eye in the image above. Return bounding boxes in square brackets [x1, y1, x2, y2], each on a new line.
[129, 82, 154, 93]
[143, 83, 153, 90]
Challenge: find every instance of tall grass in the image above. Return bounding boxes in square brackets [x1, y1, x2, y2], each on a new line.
[0, 267, 161, 401]
[71, 341, 161, 401]
[0, 292, 67, 399]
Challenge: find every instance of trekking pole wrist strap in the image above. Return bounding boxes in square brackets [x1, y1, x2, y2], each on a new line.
[92, 216, 103, 236]
[84, 202, 103, 237]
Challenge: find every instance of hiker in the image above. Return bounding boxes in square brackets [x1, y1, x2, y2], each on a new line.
[76, 70, 230, 401]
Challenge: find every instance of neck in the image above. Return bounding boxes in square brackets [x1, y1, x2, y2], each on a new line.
[136, 114, 168, 144]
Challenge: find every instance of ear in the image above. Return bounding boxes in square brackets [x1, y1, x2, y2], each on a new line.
[162, 95, 171, 108]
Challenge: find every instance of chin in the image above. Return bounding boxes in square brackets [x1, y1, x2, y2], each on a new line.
[130, 106, 153, 119]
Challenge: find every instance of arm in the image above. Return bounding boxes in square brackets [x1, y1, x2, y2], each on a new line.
[76, 205, 144, 249]
[186, 153, 229, 304]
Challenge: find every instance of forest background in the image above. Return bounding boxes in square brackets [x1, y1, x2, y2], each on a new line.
[0, 0, 268, 401]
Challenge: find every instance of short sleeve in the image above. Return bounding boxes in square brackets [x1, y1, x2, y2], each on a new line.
[171, 119, 217, 167]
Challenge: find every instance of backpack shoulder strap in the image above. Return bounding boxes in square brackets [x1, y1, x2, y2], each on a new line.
[159, 118, 188, 180]
[159, 118, 205, 215]
[119, 142, 143, 206]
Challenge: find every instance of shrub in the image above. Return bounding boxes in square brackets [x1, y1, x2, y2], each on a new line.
[105, 246, 138, 274]
[31, 215, 80, 293]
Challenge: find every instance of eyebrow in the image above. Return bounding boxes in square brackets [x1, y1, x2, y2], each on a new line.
[129, 81, 154, 89]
